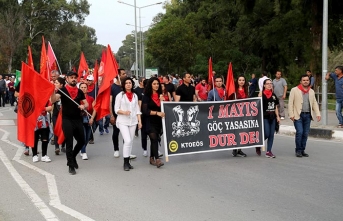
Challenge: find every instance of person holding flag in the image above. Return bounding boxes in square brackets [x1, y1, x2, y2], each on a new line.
[207, 76, 225, 101]
[51, 71, 89, 175]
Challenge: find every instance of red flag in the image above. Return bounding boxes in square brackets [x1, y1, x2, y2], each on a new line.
[225, 62, 235, 99]
[40, 36, 49, 79]
[208, 57, 213, 91]
[72, 66, 76, 72]
[47, 42, 57, 72]
[94, 45, 118, 121]
[93, 59, 99, 84]
[54, 109, 65, 145]
[78, 52, 89, 82]
[27, 46, 34, 69]
[18, 62, 55, 147]
[98, 49, 106, 78]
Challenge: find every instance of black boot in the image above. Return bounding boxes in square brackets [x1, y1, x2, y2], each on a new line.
[123, 157, 130, 171]
[69, 166, 76, 175]
[128, 158, 134, 169]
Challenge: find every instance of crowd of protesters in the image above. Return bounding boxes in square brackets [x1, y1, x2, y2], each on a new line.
[9, 66, 328, 175]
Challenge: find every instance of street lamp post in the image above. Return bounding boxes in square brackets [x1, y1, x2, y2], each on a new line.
[118, 1, 162, 77]
[322, 0, 328, 125]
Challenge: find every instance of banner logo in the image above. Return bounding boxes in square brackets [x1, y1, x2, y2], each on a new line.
[18, 92, 35, 118]
[172, 105, 200, 137]
[169, 140, 178, 152]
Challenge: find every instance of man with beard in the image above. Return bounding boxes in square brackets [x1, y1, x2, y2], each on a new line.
[195, 78, 208, 101]
[51, 71, 89, 175]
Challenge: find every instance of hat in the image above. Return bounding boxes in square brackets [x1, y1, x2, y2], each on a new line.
[86, 75, 94, 81]
[66, 71, 78, 77]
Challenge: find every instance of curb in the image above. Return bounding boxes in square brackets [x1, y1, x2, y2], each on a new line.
[280, 125, 342, 141]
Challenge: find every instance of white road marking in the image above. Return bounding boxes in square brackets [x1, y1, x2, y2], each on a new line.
[0, 120, 15, 125]
[0, 128, 95, 221]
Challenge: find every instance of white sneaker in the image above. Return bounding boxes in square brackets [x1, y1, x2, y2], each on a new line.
[158, 151, 163, 157]
[114, 151, 120, 158]
[143, 151, 148, 157]
[80, 152, 83, 158]
[82, 153, 88, 160]
[281, 117, 285, 120]
[129, 154, 137, 160]
[32, 155, 39, 163]
[41, 155, 51, 162]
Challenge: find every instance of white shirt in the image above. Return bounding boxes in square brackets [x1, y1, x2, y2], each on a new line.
[115, 92, 141, 126]
[258, 76, 269, 91]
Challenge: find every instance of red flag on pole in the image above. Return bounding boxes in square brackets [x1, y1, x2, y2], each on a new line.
[54, 109, 65, 145]
[27, 46, 34, 69]
[47, 42, 57, 72]
[78, 52, 89, 82]
[98, 49, 106, 78]
[93, 59, 99, 84]
[40, 36, 49, 79]
[18, 62, 55, 147]
[208, 57, 213, 91]
[225, 62, 235, 100]
[94, 45, 118, 121]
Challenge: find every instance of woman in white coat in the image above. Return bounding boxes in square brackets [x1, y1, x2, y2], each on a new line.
[115, 77, 142, 171]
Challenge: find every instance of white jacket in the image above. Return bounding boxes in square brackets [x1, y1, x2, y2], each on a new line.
[115, 92, 141, 126]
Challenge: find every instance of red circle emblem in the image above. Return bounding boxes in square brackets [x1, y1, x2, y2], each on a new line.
[18, 93, 35, 118]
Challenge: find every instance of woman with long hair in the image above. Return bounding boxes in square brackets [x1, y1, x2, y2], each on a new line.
[262, 79, 280, 158]
[79, 82, 95, 160]
[232, 75, 248, 157]
[142, 77, 165, 168]
[161, 83, 172, 101]
[115, 77, 142, 171]
[52, 77, 66, 154]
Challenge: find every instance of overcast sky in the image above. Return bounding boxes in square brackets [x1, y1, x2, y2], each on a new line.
[84, 0, 165, 52]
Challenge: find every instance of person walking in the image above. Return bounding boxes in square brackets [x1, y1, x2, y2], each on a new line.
[325, 66, 343, 128]
[248, 73, 258, 97]
[7, 77, 15, 106]
[142, 77, 165, 168]
[51, 71, 89, 175]
[0, 75, 6, 107]
[288, 74, 321, 157]
[207, 76, 225, 101]
[262, 79, 280, 158]
[258, 71, 269, 96]
[115, 77, 142, 171]
[175, 72, 196, 102]
[195, 78, 208, 101]
[272, 71, 287, 120]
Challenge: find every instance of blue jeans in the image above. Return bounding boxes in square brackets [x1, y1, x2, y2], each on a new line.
[81, 123, 92, 153]
[293, 113, 311, 152]
[264, 119, 276, 152]
[95, 115, 110, 133]
[335, 99, 343, 125]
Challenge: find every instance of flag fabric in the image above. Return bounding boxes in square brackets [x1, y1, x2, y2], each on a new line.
[78, 52, 89, 81]
[93, 59, 99, 84]
[27, 46, 34, 69]
[17, 62, 55, 147]
[98, 49, 106, 78]
[208, 57, 214, 91]
[53, 109, 65, 145]
[225, 62, 235, 99]
[94, 45, 118, 121]
[72, 66, 76, 72]
[14, 70, 21, 87]
[40, 36, 49, 79]
[47, 42, 57, 72]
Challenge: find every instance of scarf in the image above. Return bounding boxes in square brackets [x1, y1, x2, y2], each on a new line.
[263, 89, 272, 99]
[151, 93, 161, 107]
[65, 84, 78, 100]
[237, 88, 247, 99]
[87, 84, 95, 93]
[217, 88, 224, 100]
[126, 92, 133, 102]
[297, 84, 310, 94]
[163, 93, 169, 101]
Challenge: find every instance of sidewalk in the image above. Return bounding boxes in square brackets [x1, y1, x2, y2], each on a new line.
[279, 108, 343, 140]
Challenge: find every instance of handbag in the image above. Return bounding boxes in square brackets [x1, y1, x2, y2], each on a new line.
[275, 122, 280, 134]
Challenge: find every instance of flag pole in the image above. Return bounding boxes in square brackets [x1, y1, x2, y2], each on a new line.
[48, 42, 63, 75]
[56, 88, 92, 117]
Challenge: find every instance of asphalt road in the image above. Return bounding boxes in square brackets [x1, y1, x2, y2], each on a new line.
[0, 106, 342, 221]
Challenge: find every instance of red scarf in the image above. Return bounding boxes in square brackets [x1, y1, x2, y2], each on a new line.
[217, 88, 224, 100]
[65, 84, 78, 100]
[263, 89, 272, 99]
[297, 84, 310, 94]
[87, 84, 95, 93]
[237, 88, 247, 99]
[126, 92, 133, 102]
[163, 93, 169, 101]
[151, 93, 161, 107]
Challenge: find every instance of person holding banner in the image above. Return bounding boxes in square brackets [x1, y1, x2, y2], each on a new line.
[115, 77, 142, 171]
[207, 76, 225, 101]
[52, 77, 66, 154]
[232, 75, 248, 157]
[142, 77, 165, 168]
[262, 79, 280, 158]
[51, 71, 89, 175]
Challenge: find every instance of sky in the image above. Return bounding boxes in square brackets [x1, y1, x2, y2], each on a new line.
[84, 0, 165, 53]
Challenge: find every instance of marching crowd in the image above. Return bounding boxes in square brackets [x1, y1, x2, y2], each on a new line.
[12, 65, 343, 175]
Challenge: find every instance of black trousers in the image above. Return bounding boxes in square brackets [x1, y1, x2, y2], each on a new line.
[112, 124, 120, 151]
[62, 118, 85, 167]
[0, 91, 5, 107]
[32, 128, 49, 156]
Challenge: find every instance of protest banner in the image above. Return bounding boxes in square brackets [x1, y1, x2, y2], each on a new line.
[161, 97, 264, 161]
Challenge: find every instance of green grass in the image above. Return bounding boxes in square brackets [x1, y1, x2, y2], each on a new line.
[327, 99, 336, 111]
